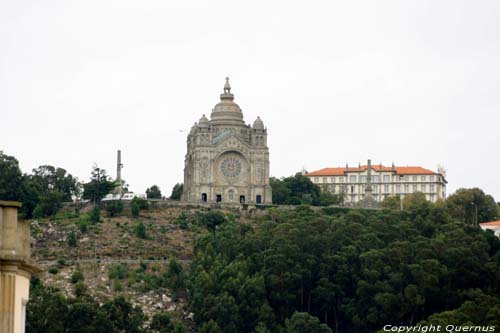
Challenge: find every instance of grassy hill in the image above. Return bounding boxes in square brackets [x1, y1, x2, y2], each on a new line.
[30, 203, 218, 329]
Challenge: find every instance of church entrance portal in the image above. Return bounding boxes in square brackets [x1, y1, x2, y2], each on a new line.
[216, 194, 222, 203]
[256, 195, 262, 204]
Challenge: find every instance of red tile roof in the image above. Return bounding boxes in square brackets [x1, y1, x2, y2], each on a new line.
[480, 221, 500, 227]
[305, 165, 439, 177]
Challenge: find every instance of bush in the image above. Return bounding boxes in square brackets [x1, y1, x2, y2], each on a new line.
[106, 201, 124, 217]
[131, 203, 140, 218]
[78, 220, 88, 233]
[108, 264, 128, 280]
[67, 231, 77, 247]
[89, 206, 100, 223]
[200, 211, 227, 232]
[112, 278, 123, 292]
[150, 312, 174, 333]
[135, 221, 147, 239]
[131, 197, 149, 210]
[71, 269, 84, 284]
[57, 258, 66, 267]
[48, 267, 59, 274]
[73, 281, 87, 297]
[175, 212, 189, 230]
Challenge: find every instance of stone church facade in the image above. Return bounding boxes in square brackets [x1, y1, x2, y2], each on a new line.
[182, 78, 272, 204]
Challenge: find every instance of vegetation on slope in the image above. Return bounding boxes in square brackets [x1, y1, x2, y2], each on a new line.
[189, 203, 500, 333]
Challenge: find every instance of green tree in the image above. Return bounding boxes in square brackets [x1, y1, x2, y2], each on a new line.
[446, 188, 498, 224]
[33, 190, 65, 218]
[199, 320, 222, 333]
[285, 312, 332, 333]
[135, 221, 147, 239]
[0, 151, 23, 201]
[162, 259, 186, 292]
[200, 211, 227, 232]
[270, 177, 291, 204]
[170, 183, 183, 200]
[146, 185, 162, 199]
[270, 173, 324, 205]
[82, 165, 115, 203]
[89, 206, 101, 223]
[380, 195, 401, 210]
[67, 231, 77, 247]
[71, 269, 84, 284]
[102, 296, 146, 333]
[106, 200, 124, 217]
[150, 312, 174, 333]
[131, 203, 140, 217]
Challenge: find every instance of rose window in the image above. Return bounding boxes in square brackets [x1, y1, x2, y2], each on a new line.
[220, 157, 242, 178]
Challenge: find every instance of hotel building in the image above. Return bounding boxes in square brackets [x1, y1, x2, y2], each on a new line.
[305, 163, 447, 204]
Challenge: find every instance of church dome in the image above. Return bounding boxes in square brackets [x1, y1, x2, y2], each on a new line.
[210, 77, 245, 126]
[253, 116, 264, 130]
[198, 114, 209, 128]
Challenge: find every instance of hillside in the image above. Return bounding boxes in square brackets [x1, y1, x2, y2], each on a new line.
[30, 203, 217, 329]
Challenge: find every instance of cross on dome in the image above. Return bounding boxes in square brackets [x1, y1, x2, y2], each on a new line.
[224, 77, 231, 94]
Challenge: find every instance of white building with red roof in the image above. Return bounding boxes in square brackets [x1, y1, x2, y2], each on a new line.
[305, 162, 447, 204]
[480, 221, 500, 237]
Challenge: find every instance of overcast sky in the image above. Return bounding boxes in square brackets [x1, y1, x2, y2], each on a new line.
[1, 0, 499, 201]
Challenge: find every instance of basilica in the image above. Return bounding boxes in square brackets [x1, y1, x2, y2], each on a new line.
[181, 78, 272, 204]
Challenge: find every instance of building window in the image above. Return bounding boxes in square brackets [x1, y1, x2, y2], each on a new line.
[430, 184, 435, 192]
[351, 185, 355, 193]
[404, 184, 409, 193]
[323, 177, 327, 183]
[421, 176, 426, 181]
[315, 177, 319, 183]
[430, 175, 435, 181]
[373, 175, 380, 182]
[413, 184, 418, 192]
[373, 185, 377, 192]
[396, 184, 401, 193]
[413, 175, 418, 181]
[339, 177, 344, 183]
[383, 175, 390, 182]
[421, 184, 426, 192]
[404, 175, 409, 181]
[360, 175, 366, 183]
[331, 185, 336, 193]
[350, 175, 357, 183]
[384, 184, 389, 193]
[331, 177, 335, 183]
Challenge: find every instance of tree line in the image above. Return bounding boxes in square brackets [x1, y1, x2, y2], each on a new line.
[189, 201, 500, 332]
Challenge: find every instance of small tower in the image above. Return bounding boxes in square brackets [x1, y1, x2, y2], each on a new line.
[116, 150, 123, 196]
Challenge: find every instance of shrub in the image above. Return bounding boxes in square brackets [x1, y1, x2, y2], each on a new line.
[131, 197, 149, 210]
[89, 206, 100, 223]
[135, 221, 147, 239]
[200, 211, 227, 232]
[67, 231, 77, 247]
[108, 264, 128, 280]
[57, 258, 66, 267]
[73, 281, 87, 297]
[71, 269, 84, 284]
[150, 312, 174, 333]
[48, 267, 59, 274]
[131, 203, 140, 218]
[78, 220, 88, 233]
[175, 212, 189, 230]
[106, 201, 124, 217]
[112, 278, 123, 292]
